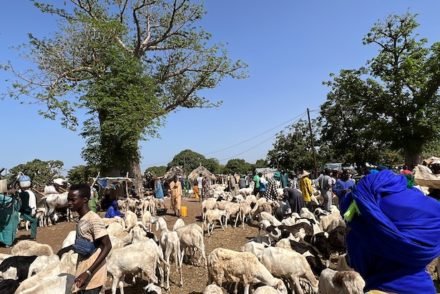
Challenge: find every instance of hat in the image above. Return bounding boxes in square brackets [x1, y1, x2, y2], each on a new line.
[299, 170, 310, 178]
[0, 179, 7, 193]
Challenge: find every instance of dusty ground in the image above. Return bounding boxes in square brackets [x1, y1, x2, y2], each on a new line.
[2, 197, 439, 293]
[0, 197, 260, 294]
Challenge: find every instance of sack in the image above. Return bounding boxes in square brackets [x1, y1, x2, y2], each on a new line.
[19, 175, 31, 188]
[73, 234, 97, 258]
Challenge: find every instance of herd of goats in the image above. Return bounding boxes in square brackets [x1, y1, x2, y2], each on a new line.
[0, 181, 439, 294]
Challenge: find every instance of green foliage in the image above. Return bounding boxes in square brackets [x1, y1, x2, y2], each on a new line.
[3, 0, 247, 178]
[145, 166, 167, 177]
[253, 159, 267, 169]
[67, 165, 99, 185]
[8, 159, 64, 188]
[80, 44, 160, 173]
[167, 149, 210, 174]
[267, 120, 325, 172]
[224, 159, 253, 174]
[321, 13, 440, 166]
[203, 158, 223, 174]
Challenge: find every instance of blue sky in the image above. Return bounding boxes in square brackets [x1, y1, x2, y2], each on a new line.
[1, 1, 440, 174]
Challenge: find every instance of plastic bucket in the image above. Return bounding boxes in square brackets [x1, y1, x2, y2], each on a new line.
[181, 206, 188, 217]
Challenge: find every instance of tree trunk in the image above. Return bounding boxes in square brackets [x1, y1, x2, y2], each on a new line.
[404, 150, 421, 169]
[129, 159, 144, 197]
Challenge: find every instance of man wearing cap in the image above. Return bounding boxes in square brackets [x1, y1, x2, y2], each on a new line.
[299, 170, 313, 206]
[18, 175, 38, 240]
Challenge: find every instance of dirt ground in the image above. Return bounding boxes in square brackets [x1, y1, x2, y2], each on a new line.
[0, 197, 260, 294]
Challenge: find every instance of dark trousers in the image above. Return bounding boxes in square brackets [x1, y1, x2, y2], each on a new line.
[21, 213, 37, 239]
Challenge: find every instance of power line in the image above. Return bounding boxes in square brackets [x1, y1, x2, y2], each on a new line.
[204, 111, 307, 156]
[144, 109, 313, 167]
[217, 113, 308, 162]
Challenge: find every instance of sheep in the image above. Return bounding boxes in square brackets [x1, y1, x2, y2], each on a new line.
[0, 279, 20, 294]
[175, 223, 207, 267]
[319, 268, 365, 294]
[0, 253, 11, 264]
[125, 210, 138, 232]
[173, 218, 185, 231]
[0, 266, 17, 280]
[254, 285, 281, 294]
[203, 209, 226, 236]
[144, 283, 162, 294]
[11, 240, 53, 257]
[142, 210, 153, 232]
[259, 247, 318, 294]
[14, 250, 77, 294]
[207, 248, 288, 294]
[156, 217, 183, 289]
[258, 211, 282, 226]
[107, 222, 126, 237]
[299, 207, 317, 222]
[107, 240, 168, 294]
[258, 219, 272, 235]
[202, 198, 218, 219]
[27, 254, 60, 278]
[102, 216, 126, 229]
[224, 202, 241, 228]
[203, 283, 225, 294]
[336, 254, 353, 271]
[320, 212, 345, 232]
[239, 201, 253, 228]
[240, 241, 267, 259]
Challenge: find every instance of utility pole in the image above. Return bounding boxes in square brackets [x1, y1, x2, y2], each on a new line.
[307, 108, 318, 177]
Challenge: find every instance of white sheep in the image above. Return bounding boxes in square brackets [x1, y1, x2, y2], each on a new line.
[203, 209, 226, 236]
[239, 201, 253, 228]
[173, 218, 185, 231]
[14, 250, 78, 294]
[144, 283, 162, 294]
[142, 210, 153, 232]
[224, 202, 241, 228]
[11, 240, 53, 257]
[124, 210, 138, 232]
[202, 198, 218, 219]
[259, 247, 319, 294]
[319, 268, 365, 294]
[254, 285, 281, 294]
[107, 240, 168, 294]
[175, 223, 207, 267]
[320, 212, 345, 232]
[207, 248, 288, 294]
[27, 254, 60, 278]
[240, 241, 267, 259]
[259, 211, 282, 226]
[203, 283, 225, 294]
[156, 217, 183, 289]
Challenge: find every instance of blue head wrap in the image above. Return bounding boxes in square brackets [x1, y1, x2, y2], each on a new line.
[340, 170, 440, 293]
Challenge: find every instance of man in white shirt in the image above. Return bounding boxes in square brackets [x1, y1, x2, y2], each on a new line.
[197, 173, 203, 199]
[18, 179, 37, 240]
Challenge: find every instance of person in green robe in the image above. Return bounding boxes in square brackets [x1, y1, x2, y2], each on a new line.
[0, 181, 21, 247]
[88, 187, 99, 213]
